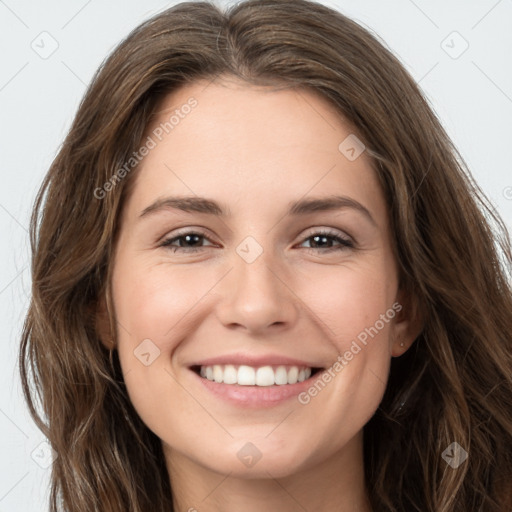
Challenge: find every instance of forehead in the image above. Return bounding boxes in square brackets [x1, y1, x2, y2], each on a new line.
[123, 77, 387, 226]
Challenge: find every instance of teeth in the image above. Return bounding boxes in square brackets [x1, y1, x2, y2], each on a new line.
[288, 366, 298, 384]
[275, 366, 288, 385]
[213, 365, 223, 383]
[255, 366, 274, 386]
[223, 364, 238, 384]
[238, 365, 256, 385]
[198, 364, 313, 386]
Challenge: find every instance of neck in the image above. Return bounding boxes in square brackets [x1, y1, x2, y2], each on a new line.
[165, 431, 372, 512]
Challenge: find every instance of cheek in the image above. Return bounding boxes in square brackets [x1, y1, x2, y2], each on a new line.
[298, 258, 397, 347]
[297, 261, 395, 411]
[112, 259, 211, 349]
[110, 258, 206, 404]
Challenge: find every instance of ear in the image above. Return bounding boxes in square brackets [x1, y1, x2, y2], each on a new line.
[389, 286, 424, 357]
[95, 293, 114, 350]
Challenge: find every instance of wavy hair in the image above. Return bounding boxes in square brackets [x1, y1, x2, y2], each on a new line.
[19, 0, 512, 510]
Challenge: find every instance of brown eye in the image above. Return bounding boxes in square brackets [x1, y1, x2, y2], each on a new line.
[160, 231, 214, 252]
[298, 230, 354, 252]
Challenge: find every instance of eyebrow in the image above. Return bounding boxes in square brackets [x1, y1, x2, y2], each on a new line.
[139, 195, 377, 226]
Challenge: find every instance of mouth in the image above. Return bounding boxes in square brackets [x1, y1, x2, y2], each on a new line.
[188, 355, 327, 407]
[190, 364, 324, 386]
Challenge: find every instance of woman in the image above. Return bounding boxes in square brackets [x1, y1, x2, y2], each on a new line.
[19, 0, 512, 510]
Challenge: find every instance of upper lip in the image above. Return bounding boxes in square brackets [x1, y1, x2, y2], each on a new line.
[189, 353, 324, 369]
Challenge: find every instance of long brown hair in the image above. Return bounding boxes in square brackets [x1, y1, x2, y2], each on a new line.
[19, 1, 512, 510]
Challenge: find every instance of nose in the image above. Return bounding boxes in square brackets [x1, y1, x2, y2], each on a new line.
[215, 248, 299, 336]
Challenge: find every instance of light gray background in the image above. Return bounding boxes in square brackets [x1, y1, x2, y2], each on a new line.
[1, 0, 511, 510]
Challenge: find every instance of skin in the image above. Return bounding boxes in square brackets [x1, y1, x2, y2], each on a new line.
[98, 75, 421, 512]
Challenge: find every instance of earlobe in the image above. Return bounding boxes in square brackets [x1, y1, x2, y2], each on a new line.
[390, 288, 425, 357]
[95, 294, 114, 350]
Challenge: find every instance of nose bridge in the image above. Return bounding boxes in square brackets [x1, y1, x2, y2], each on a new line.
[216, 237, 298, 333]
[235, 243, 281, 296]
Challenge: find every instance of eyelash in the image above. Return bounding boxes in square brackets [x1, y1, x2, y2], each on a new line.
[159, 229, 354, 254]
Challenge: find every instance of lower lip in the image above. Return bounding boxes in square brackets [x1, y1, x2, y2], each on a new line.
[192, 369, 320, 407]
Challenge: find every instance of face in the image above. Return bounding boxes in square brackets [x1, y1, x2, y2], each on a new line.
[102, 76, 416, 479]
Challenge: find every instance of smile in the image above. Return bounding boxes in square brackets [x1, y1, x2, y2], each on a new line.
[193, 364, 322, 386]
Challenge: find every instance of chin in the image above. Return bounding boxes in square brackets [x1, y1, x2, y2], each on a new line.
[196, 434, 317, 479]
